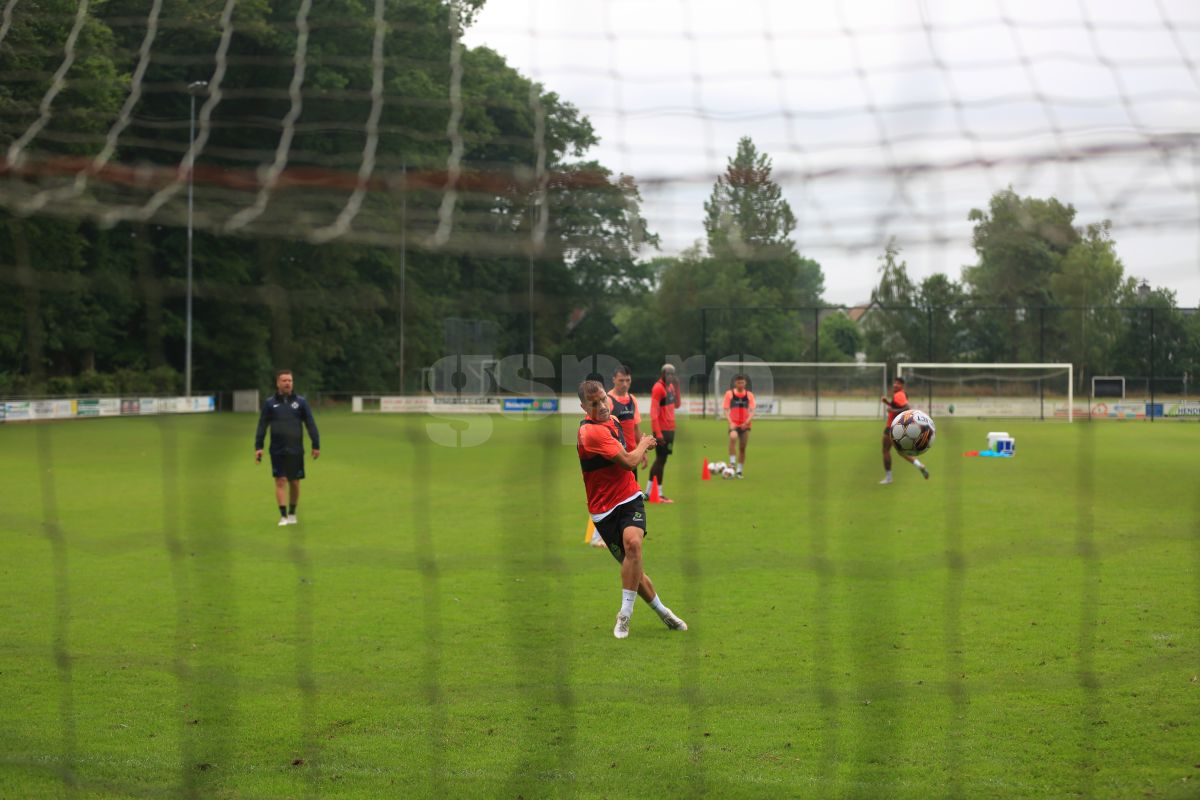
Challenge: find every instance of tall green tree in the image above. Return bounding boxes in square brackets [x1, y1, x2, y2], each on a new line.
[962, 188, 1081, 360]
[0, 0, 662, 394]
[917, 273, 966, 362]
[817, 312, 863, 363]
[864, 240, 925, 363]
[1047, 221, 1126, 387]
[1111, 283, 1191, 386]
[702, 136, 823, 306]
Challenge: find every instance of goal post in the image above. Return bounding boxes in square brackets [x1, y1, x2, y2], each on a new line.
[896, 363, 1074, 422]
[711, 361, 888, 419]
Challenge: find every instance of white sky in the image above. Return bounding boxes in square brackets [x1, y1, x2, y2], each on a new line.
[465, 0, 1200, 305]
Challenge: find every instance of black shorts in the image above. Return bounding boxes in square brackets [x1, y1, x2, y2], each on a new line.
[595, 496, 647, 564]
[270, 452, 305, 480]
[656, 429, 675, 455]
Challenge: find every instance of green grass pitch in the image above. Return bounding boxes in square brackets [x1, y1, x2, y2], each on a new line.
[0, 412, 1197, 799]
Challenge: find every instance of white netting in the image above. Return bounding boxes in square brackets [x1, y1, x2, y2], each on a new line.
[898, 362, 1074, 420]
[0, 0, 1196, 293]
[712, 360, 887, 418]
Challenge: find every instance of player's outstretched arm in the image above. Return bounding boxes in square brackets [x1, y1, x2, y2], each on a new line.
[611, 435, 656, 470]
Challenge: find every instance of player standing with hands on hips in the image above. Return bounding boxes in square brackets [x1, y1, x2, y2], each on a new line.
[723, 373, 755, 478]
[255, 370, 320, 525]
[880, 376, 928, 484]
[647, 363, 682, 502]
[577, 379, 688, 639]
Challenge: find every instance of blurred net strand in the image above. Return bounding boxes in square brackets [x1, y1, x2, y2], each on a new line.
[1077, 0, 1193, 197]
[224, 0, 313, 233]
[836, 1, 913, 245]
[530, 87, 548, 250]
[759, 0, 841, 252]
[997, 0, 1109, 205]
[310, 0, 387, 244]
[527, 0, 548, 256]
[18, 0, 164, 216]
[469, 14, 1200, 40]
[432, 3, 465, 248]
[0, 8, 1197, 255]
[1156, 0, 1200, 92]
[98, 0, 236, 228]
[680, 0, 717, 172]
[0, 0, 19, 50]
[920, 0, 1001, 201]
[4, 0, 89, 170]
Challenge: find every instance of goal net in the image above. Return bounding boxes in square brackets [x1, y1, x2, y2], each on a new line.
[897, 363, 1074, 421]
[2, 1, 1196, 797]
[712, 361, 887, 419]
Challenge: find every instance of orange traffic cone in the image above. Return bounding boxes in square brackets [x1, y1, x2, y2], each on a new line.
[701, 459, 711, 481]
[648, 476, 662, 502]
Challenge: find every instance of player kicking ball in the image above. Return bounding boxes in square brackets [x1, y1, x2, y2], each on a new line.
[880, 376, 929, 484]
[576, 380, 688, 639]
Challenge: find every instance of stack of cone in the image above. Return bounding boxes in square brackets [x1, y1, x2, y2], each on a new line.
[648, 476, 662, 502]
[701, 459, 711, 481]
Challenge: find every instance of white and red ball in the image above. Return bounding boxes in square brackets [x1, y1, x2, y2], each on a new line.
[890, 409, 936, 456]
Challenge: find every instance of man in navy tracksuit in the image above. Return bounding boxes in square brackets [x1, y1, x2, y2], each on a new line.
[255, 370, 320, 526]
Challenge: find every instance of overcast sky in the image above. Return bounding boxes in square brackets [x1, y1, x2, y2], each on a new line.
[464, 0, 1200, 306]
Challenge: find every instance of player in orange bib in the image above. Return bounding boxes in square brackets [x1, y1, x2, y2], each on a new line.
[647, 363, 682, 502]
[585, 365, 646, 548]
[577, 379, 688, 639]
[880, 376, 929, 484]
[722, 373, 755, 478]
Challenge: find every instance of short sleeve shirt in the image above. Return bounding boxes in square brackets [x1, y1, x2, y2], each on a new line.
[650, 380, 680, 435]
[577, 418, 641, 517]
[887, 390, 908, 426]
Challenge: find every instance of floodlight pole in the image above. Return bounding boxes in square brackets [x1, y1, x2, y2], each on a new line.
[528, 203, 535, 368]
[399, 160, 407, 393]
[184, 80, 207, 398]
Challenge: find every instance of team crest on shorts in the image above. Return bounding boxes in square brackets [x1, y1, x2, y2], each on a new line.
[633, 511, 644, 521]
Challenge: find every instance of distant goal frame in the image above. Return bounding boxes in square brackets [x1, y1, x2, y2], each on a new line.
[896, 362, 1074, 423]
[709, 360, 889, 419]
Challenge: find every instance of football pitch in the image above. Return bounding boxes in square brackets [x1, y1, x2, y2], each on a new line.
[1, 413, 1197, 799]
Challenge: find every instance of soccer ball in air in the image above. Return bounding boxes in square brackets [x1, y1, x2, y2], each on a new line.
[890, 409, 936, 456]
[721, 467, 736, 479]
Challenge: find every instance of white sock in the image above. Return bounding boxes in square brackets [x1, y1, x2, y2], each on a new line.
[885, 470, 893, 478]
[620, 589, 637, 618]
[736, 463, 743, 473]
[648, 594, 669, 616]
[729, 454, 737, 465]
[912, 459, 924, 469]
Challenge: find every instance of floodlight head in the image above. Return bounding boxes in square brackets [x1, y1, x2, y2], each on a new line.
[187, 80, 209, 95]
